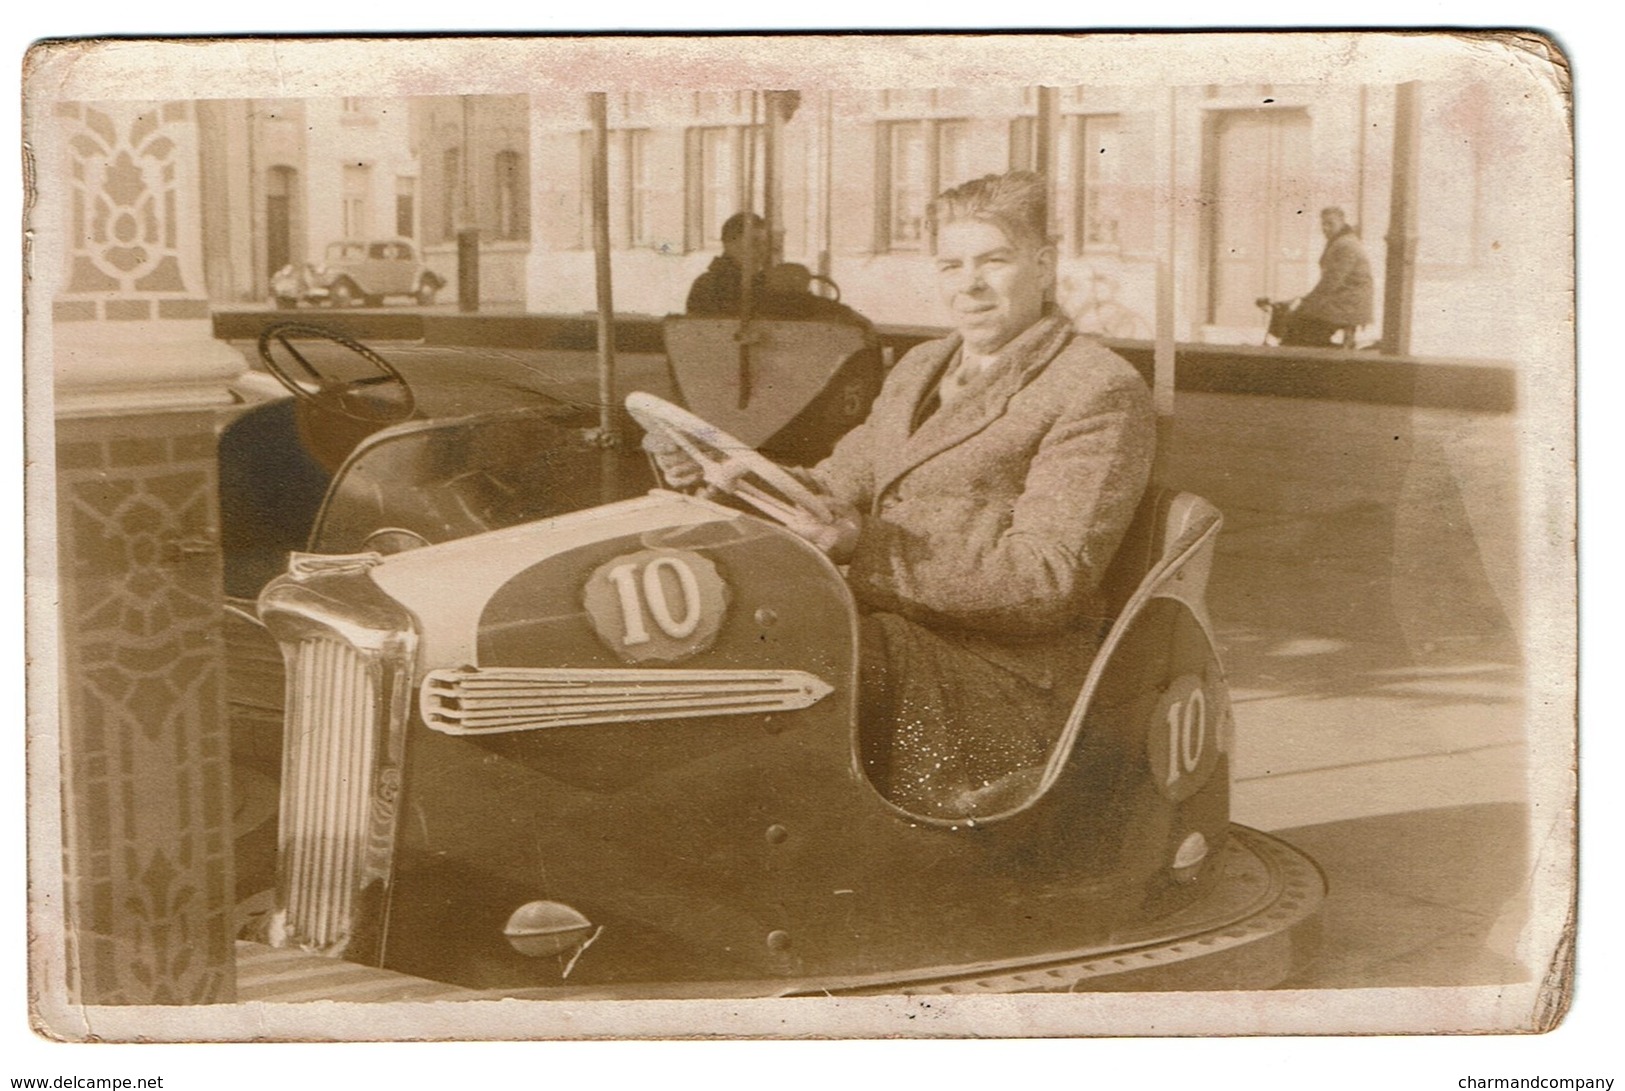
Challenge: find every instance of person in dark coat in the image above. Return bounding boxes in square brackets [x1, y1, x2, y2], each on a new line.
[758, 262, 875, 330]
[646, 173, 1154, 819]
[685, 211, 768, 315]
[1280, 206, 1375, 347]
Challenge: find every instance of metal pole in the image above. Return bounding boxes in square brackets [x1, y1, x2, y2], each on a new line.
[741, 91, 760, 316]
[1152, 85, 1178, 481]
[589, 92, 619, 500]
[457, 95, 481, 312]
[1034, 86, 1061, 239]
[819, 89, 834, 280]
[1382, 81, 1422, 356]
[736, 92, 761, 409]
[764, 91, 784, 267]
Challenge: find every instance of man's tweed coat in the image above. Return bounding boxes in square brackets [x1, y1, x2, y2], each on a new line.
[809, 313, 1155, 812]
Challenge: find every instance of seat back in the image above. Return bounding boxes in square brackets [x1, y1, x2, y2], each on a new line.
[1094, 488, 1223, 638]
[218, 397, 333, 599]
[948, 488, 1227, 823]
[663, 316, 871, 448]
[1057, 488, 1225, 763]
[1095, 487, 1177, 621]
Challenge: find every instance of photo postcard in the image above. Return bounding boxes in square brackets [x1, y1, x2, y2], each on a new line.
[21, 29, 1576, 1041]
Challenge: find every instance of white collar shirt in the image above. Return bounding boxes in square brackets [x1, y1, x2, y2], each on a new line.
[939, 347, 1000, 405]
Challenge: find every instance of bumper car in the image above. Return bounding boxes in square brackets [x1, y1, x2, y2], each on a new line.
[663, 271, 885, 467]
[219, 323, 657, 900]
[243, 381, 1323, 996]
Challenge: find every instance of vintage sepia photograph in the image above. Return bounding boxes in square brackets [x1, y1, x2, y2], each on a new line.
[21, 30, 1576, 1044]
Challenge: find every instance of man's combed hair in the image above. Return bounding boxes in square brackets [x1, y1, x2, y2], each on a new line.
[927, 171, 1052, 250]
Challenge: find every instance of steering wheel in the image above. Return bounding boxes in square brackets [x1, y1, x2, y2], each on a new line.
[808, 273, 841, 303]
[626, 392, 835, 526]
[257, 322, 417, 424]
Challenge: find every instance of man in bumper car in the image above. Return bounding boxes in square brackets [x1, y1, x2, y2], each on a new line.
[650, 172, 1154, 819]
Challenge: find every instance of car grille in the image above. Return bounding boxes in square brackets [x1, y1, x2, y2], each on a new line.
[260, 559, 416, 962]
[278, 636, 388, 952]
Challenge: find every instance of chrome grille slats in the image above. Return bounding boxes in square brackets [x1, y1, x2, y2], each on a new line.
[420, 666, 834, 734]
[279, 635, 379, 952]
[261, 559, 417, 963]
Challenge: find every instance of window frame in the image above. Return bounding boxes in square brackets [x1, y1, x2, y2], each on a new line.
[874, 117, 969, 253]
[684, 124, 760, 252]
[341, 162, 371, 240]
[441, 146, 461, 243]
[493, 149, 527, 242]
[1072, 113, 1127, 256]
[624, 129, 653, 249]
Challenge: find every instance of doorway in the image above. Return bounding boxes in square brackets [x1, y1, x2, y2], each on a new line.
[1203, 109, 1315, 332]
[266, 165, 296, 277]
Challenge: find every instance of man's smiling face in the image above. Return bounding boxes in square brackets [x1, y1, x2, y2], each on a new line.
[934, 218, 1055, 355]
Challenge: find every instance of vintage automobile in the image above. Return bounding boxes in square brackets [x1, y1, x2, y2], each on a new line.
[226, 322, 1323, 995]
[271, 239, 445, 309]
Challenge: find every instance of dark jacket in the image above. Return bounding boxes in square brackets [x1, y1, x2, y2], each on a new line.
[685, 255, 763, 316]
[1298, 226, 1374, 326]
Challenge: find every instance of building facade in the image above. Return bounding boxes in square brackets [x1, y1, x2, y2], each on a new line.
[196, 82, 1536, 361]
[413, 95, 532, 305]
[198, 96, 422, 304]
[520, 82, 1530, 359]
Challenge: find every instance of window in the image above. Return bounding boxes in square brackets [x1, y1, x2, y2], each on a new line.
[1074, 115, 1125, 253]
[938, 122, 971, 195]
[1009, 117, 1037, 172]
[1416, 86, 1486, 269]
[494, 150, 527, 241]
[441, 147, 460, 242]
[883, 122, 927, 250]
[578, 130, 594, 250]
[625, 130, 652, 248]
[265, 165, 296, 275]
[694, 91, 747, 117]
[395, 176, 415, 238]
[342, 164, 370, 239]
[339, 98, 376, 126]
[876, 119, 968, 252]
[682, 125, 763, 251]
[699, 127, 738, 246]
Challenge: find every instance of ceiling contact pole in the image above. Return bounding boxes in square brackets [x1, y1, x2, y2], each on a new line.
[588, 92, 619, 502]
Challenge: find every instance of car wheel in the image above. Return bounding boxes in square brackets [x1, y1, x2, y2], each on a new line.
[328, 280, 359, 308]
[415, 280, 439, 306]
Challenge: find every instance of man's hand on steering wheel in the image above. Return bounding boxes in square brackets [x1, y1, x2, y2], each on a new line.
[779, 494, 861, 564]
[640, 430, 707, 492]
[628, 392, 860, 561]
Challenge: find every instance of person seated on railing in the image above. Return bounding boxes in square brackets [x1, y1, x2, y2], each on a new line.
[648, 172, 1154, 819]
[1276, 206, 1374, 347]
[686, 212, 768, 316]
